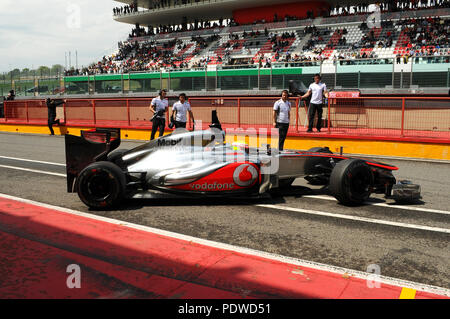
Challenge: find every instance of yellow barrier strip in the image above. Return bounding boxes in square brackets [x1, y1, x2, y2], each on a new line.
[399, 287, 417, 299]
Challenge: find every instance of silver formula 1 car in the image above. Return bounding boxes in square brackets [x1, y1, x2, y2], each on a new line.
[65, 111, 420, 209]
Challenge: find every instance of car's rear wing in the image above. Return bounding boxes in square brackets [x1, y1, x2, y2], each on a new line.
[65, 128, 121, 193]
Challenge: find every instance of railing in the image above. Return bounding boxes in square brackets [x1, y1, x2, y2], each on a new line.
[2, 97, 449, 143]
[5, 64, 450, 98]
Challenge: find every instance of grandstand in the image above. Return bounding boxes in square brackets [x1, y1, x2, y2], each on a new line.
[4, 0, 450, 97]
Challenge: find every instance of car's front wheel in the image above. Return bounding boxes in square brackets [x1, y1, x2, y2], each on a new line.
[329, 159, 374, 206]
[76, 161, 126, 210]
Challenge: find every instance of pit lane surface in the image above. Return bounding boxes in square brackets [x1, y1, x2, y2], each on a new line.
[0, 132, 449, 289]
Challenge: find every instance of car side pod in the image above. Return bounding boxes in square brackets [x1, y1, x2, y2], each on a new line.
[391, 180, 421, 203]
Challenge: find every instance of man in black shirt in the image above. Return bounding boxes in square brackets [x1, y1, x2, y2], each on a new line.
[46, 98, 66, 135]
[0, 96, 5, 118]
[6, 90, 15, 101]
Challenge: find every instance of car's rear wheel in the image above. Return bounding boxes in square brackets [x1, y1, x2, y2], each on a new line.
[329, 159, 373, 206]
[77, 161, 126, 210]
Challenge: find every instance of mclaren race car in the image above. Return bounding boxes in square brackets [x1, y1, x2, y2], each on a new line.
[65, 111, 420, 209]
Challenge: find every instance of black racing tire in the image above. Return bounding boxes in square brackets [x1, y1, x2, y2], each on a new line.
[77, 161, 126, 210]
[329, 159, 374, 206]
[278, 177, 296, 189]
[107, 149, 129, 165]
[304, 147, 333, 185]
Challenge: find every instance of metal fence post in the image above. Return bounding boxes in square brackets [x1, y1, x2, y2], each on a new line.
[327, 97, 331, 133]
[400, 70, 403, 89]
[237, 98, 241, 128]
[392, 59, 395, 88]
[447, 68, 450, 88]
[25, 101, 29, 123]
[126, 99, 130, 126]
[334, 62, 337, 89]
[121, 73, 124, 94]
[63, 99, 67, 124]
[401, 97, 405, 137]
[216, 68, 218, 91]
[357, 71, 360, 89]
[270, 65, 273, 90]
[168, 70, 171, 91]
[257, 65, 260, 90]
[92, 100, 96, 126]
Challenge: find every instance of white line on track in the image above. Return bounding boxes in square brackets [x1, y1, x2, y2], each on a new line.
[0, 155, 66, 167]
[0, 192, 448, 297]
[303, 195, 450, 216]
[257, 204, 450, 234]
[0, 164, 66, 177]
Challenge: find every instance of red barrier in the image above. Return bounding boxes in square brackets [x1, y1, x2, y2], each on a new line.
[3, 97, 450, 143]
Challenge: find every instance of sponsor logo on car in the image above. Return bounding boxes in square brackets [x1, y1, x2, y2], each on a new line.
[190, 182, 235, 191]
[233, 164, 258, 187]
[158, 138, 182, 147]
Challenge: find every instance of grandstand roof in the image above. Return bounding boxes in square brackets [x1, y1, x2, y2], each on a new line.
[113, 0, 365, 26]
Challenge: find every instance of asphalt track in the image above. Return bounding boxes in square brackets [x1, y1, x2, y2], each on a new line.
[0, 132, 449, 290]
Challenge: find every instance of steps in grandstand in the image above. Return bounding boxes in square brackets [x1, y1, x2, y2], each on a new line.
[291, 32, 311, 54]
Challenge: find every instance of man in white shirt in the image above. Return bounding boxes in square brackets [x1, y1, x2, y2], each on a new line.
[149, 89, 169, 140]
[301, 74, 329, 132]
[273, 90, 291, 151]
[171, 93, 194, 129]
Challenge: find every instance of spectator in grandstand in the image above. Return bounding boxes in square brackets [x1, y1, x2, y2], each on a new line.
[46, 98, 66, 136]
[171, 93, 194, 129]
[150, 89, 169, 140]
[301, 74, 329, 133]
[273, 90, 291, 151]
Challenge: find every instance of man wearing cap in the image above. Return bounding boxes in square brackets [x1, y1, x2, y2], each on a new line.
[149, 89, 169, 140]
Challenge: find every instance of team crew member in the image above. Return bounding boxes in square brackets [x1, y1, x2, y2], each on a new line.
[171, 93, 194, 129]
[150, 89, 169, 140]
[46, 98, 66, 136]
[301, 74, 329, 132]
[6, 90, 15, 101]
[273, 90, 291, 151]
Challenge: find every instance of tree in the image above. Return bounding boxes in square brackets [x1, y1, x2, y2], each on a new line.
[21, 68, 30, 77]
[8, 69, 20, 80]
[51, 64, 64, 76]
[37, 66, 50, 77]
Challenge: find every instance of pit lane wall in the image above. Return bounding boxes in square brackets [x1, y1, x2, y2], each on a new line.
[0, 96, 449, 161]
